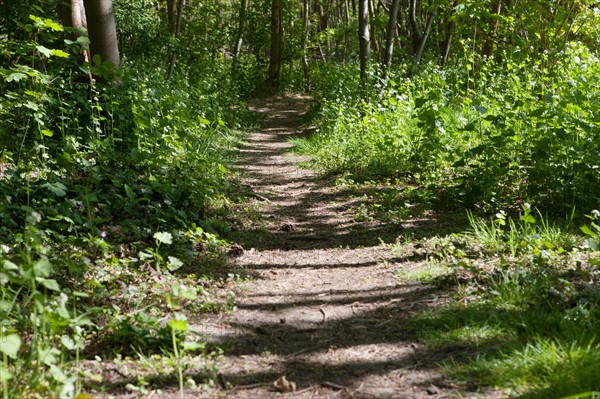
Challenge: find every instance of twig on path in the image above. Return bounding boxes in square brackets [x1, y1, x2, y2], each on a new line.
[319, 307, 327, 324]
[230, 382, 269, 391]
[249, 192, 272, 203]
[322, 381, 347, 390]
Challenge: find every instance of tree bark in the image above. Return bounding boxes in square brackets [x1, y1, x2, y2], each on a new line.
[167, 0, 177, 34]
[358, 0, 370, 83]
[414, 4, 437, 65]
[301, 0, 312, 91]
[268, 0, 284, 87]
[383, 0, 401, 69]
[231, 0, 247, 78]
[440, 0, 457, 66]
[167, 0, 185, 80]
[83, 0, 120, 69]
[482, 0, 502, 57]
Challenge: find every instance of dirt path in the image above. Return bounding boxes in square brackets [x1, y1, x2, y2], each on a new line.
[179, 94, 477, 399]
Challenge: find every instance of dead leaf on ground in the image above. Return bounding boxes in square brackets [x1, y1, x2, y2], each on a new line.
[273, 375, 296, 392]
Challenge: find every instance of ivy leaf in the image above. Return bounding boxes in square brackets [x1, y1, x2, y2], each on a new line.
[153, 232, 173, 245]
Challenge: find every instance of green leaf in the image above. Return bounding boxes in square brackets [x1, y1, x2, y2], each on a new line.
[198, 117, 210, 126]
[38, 346, 60, 366]
[124, 184, 136, 199]
[586, 238, 599, 251]
[6, 72, 27, 82]
[0, 364, 13, 381]
[41, 129, 54, 137]
[43, 19, 63, 31]
[43, 182, 67, 197]
[33, 259, 52, 278]
[154, 232, 173, 245]
[38, 278, 60, 291]
[167, 256, 183, 271]
[580, 225, 596, 237]
[168, 319, 188, 332]
[51, 49, 69, 58]
[183, 341, 205, 351]
[520, 214, 536, 224]
[0, 334, 21, 358]
[36, 45, 53, 58]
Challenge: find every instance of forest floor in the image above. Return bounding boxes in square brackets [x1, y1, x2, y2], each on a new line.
[106, 94, 504, 398]
[182, 93, 500, 399]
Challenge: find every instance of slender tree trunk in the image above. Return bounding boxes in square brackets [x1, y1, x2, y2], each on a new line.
[358, 0, 370, 83]
[368, 0, 379, 59]
[301, 0, 312, 92]
[482, 0, 502, 57]
[83, 0, 120, 69]
[414, 5, 437, 65]
[167, 0, 185, 80]
[167, 0, 177, 34]
[408, 0, 421, 54]
[268, 0, 284, 87]
[232, 0, 247, 77]
[383, 0, 401, 69]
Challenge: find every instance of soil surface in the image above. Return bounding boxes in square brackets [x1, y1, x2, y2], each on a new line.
[187, 93, 485, 399]
[105, 94, 495, 398]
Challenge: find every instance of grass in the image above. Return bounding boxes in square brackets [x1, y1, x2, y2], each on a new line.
[388, 207, 600, 399]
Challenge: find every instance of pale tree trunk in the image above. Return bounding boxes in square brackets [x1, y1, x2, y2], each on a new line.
[83, 0, 120, 69]
[268, 0, 284, 87]
[232, 0, 247, 78]
[358, 0, 370, 83]
[368, 0, 379, 59]
[301, 0, 312, 91]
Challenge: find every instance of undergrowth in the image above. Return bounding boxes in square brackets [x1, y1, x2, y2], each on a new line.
[392, 207, 600, 398]
[0, 10, 253, 398]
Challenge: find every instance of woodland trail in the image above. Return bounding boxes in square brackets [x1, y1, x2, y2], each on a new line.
[190, 94, 488, 399]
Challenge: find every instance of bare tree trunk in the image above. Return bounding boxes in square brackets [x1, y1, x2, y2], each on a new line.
[301, 0, 312, 92]
[232, 0, 247, 77]
[414, 5, 437, 65]
[482, 0, 502, 57]
[383, 0, 401, 69]
[358, 0, 370, 83]
[83, 0, 120, 69]
[440, 0, 457, 66]
[268, 0, 284, 87]
[368, 0, 379, 58]
[167, 0, 185, 80]
[408, 0, 421, 54]
[167, 0, 177, 34]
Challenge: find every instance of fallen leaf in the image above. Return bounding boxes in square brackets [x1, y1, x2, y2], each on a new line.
[273, 375, 296, 393]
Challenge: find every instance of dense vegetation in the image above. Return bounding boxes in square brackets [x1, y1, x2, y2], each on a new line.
[1, 0, 599, 397]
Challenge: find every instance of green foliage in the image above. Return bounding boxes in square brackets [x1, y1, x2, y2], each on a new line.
[0, 5, 250, 397]
[297, 43, 600, 215]
[398, 207, 600, 398]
